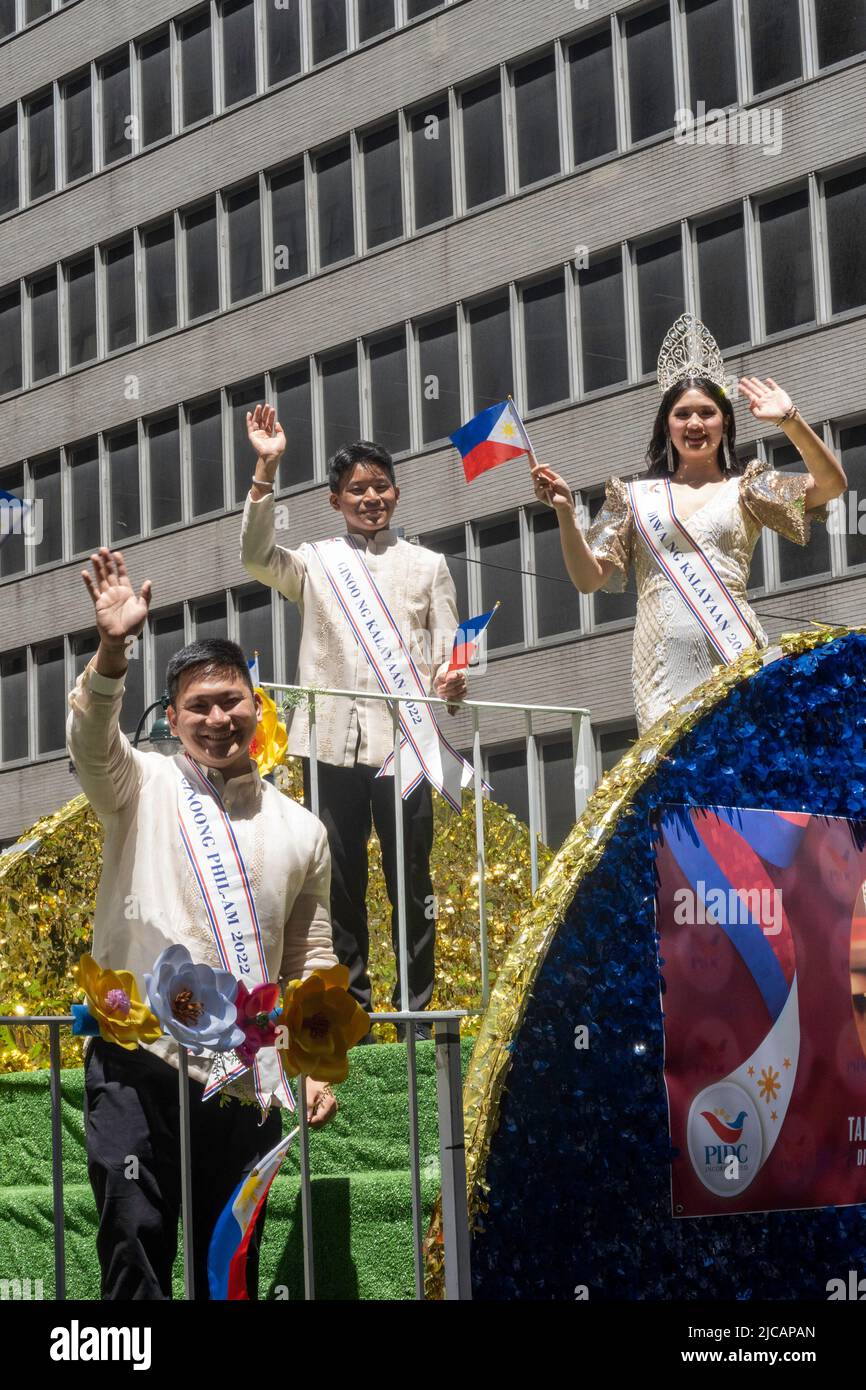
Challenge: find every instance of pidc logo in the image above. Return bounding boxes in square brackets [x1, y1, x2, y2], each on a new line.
[687, 1080, 763, 1198]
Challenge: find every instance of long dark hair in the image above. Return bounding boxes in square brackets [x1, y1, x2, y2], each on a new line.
[645, 376, 741, 477]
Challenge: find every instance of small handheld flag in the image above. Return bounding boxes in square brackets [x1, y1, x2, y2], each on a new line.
[450, 399, 533, 483]
[208, 1126, 298, 1300]
[448, 604, 500, 672]
[247, 652, 261, 687]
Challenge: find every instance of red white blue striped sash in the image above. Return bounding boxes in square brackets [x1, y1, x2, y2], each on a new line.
[628, 479, 756, 665]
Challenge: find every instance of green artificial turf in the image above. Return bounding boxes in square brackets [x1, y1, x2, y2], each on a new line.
[0, 1038, 472, 1301]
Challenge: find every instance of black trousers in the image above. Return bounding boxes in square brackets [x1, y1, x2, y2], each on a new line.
[302, 760, 435, 1014]
[84, 1037, 282, 1301]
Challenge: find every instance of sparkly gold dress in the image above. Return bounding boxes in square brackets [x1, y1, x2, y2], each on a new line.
[586, 459, 827, 734]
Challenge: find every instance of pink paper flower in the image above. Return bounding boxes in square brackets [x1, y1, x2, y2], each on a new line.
[234, 980, 281, 1065]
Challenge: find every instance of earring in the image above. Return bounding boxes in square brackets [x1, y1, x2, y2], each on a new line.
[666, 435, 675, 472]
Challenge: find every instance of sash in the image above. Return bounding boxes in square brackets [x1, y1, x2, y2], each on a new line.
[311, 537, 476, 811]
[628, 479, 756, 665]
[176, 753, 295, 1112]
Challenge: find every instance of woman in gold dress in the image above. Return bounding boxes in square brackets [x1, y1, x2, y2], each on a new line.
[531, 315, 848, 735]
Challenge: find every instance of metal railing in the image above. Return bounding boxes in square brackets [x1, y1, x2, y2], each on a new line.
[0, 1009, 469, 1301]
[268, 683, 590, 1010]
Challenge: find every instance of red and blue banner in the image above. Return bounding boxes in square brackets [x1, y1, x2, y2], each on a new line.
[449, 400, 532, 483]
[654, 805, 866, 1217]
[448, 605, 499, 671]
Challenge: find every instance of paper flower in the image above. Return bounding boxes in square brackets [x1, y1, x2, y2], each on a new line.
[234, 980, 281, 1066]
[145, 944, 245, 1055]
[249, 688, 288, 776]
[277, 963, 370, 1083]
[74, 955, 163, 1051]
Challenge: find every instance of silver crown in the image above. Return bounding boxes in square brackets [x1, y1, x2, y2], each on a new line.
[656, 313, 728, 394]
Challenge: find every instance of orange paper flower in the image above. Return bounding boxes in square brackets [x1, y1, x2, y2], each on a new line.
[249, 688, 288, 776]
[75, 954, 163, 1051]
[278, 964, 370, 1083]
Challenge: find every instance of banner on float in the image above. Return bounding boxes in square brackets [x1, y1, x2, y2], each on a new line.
[654, 804, 866, 1218]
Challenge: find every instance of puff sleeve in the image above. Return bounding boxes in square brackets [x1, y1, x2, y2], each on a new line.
[739, 458, 828, 545]
[586, 477, 633, 593]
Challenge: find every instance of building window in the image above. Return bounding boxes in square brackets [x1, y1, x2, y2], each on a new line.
[267, 0, 302, 85]
[411, 98, 452, 230]
[188, 398, 224, 517]
[542, 738, 577, 849]
[32, 451, 62, 566]
[35, 640, 65, 754]
[321, 349, 360, 460]
[62, 72, 93, 182]
[469, 295, 513, 414]
[598, 724, 638, 774]
[825, 166, 866, 315]
[363, 121, 403, 248]
[274, 362, 315, 488]
[420, 527, 469, 624]
[486, 745, 529, 827]
[27, 0, 51, 18]
[462, 76, 506, 209]
[26, 90, 55, 201]
[271, 163, 308, 284]
[153, 608, 185, 697]
[532, 509, 580, 639]
[685, 0, 737, 110]
[100, 51, 131, 166]
[568, 27, 617, 166]
[815, 0, 866, 67]
[578, 253, 627, 392]
[636, 234, 684, 376]
[143, 220, 178, 336]
[772, 441, 831, 584]
[588, 492, 637, 626]
[316, 142, 355, 267]
[146, 413, 182, 531]
[758, 190, 814, 335]
[0, 464, 25, 578]
[69, 439, 100, 555]
[406, 0, 441, 15]
[624, 4, 674, 143]
[180, 8, 214, 127]
[0, 106, 18, 215]
[369, 332, 409, 456]
[140, 29, 173, 148]
[418, 311, 459, 446]
[695, 210, 750, 349]
[230, 377, 265, 504]
[514, 51, 559, 188]
[108, 428, 140, 543]
[184, 201, 219, 321]
[749, 0, 801, 95]
[284, 597, 301, 681]
[194, 596, 228, 641]
[1, 650, 28, 764]
[104, 237, 137, 352]
[839, 423, 866, 571]
[222, 0, 257, 107]
[67, 253, 97, 368]
[30, 271, 59, 382]
[226, 183, 263, 303]
[358, 0, 394, 42]
[0, 0, 15, 38]
[237, 587, 274, 678]
[477, 518, 523, 650]
[0, 287, 22, 395]
[522, 274, 569, 410]
[311, 0, 347, 66]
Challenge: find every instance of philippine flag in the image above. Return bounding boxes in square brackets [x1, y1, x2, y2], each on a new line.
[208, 1127, 298, 1300]
[247, 653, 261, 687]
[448, 606, 499, 671]
[450, 400, 533, 483]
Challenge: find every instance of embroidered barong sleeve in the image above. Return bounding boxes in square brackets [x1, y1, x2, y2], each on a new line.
[586, 476, 633, 594]
[429, 553, 460, 683]
[66, 663, 144, 818]
[740, 458, 828, 545]
[278, 821, 338, 983]
[240, 491, 307, 602]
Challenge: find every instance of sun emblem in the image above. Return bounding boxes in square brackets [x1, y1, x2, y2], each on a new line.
[757, 1066, 781, 1103]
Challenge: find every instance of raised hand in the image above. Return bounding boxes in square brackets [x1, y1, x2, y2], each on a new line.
[81, 549, 152, 650]
[738, 377, 794, 424]
[247, 402, 286, 477]
[531, 461, 575, 516]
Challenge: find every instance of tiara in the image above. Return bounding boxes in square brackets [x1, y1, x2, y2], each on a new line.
[656, 313, 727, 394]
